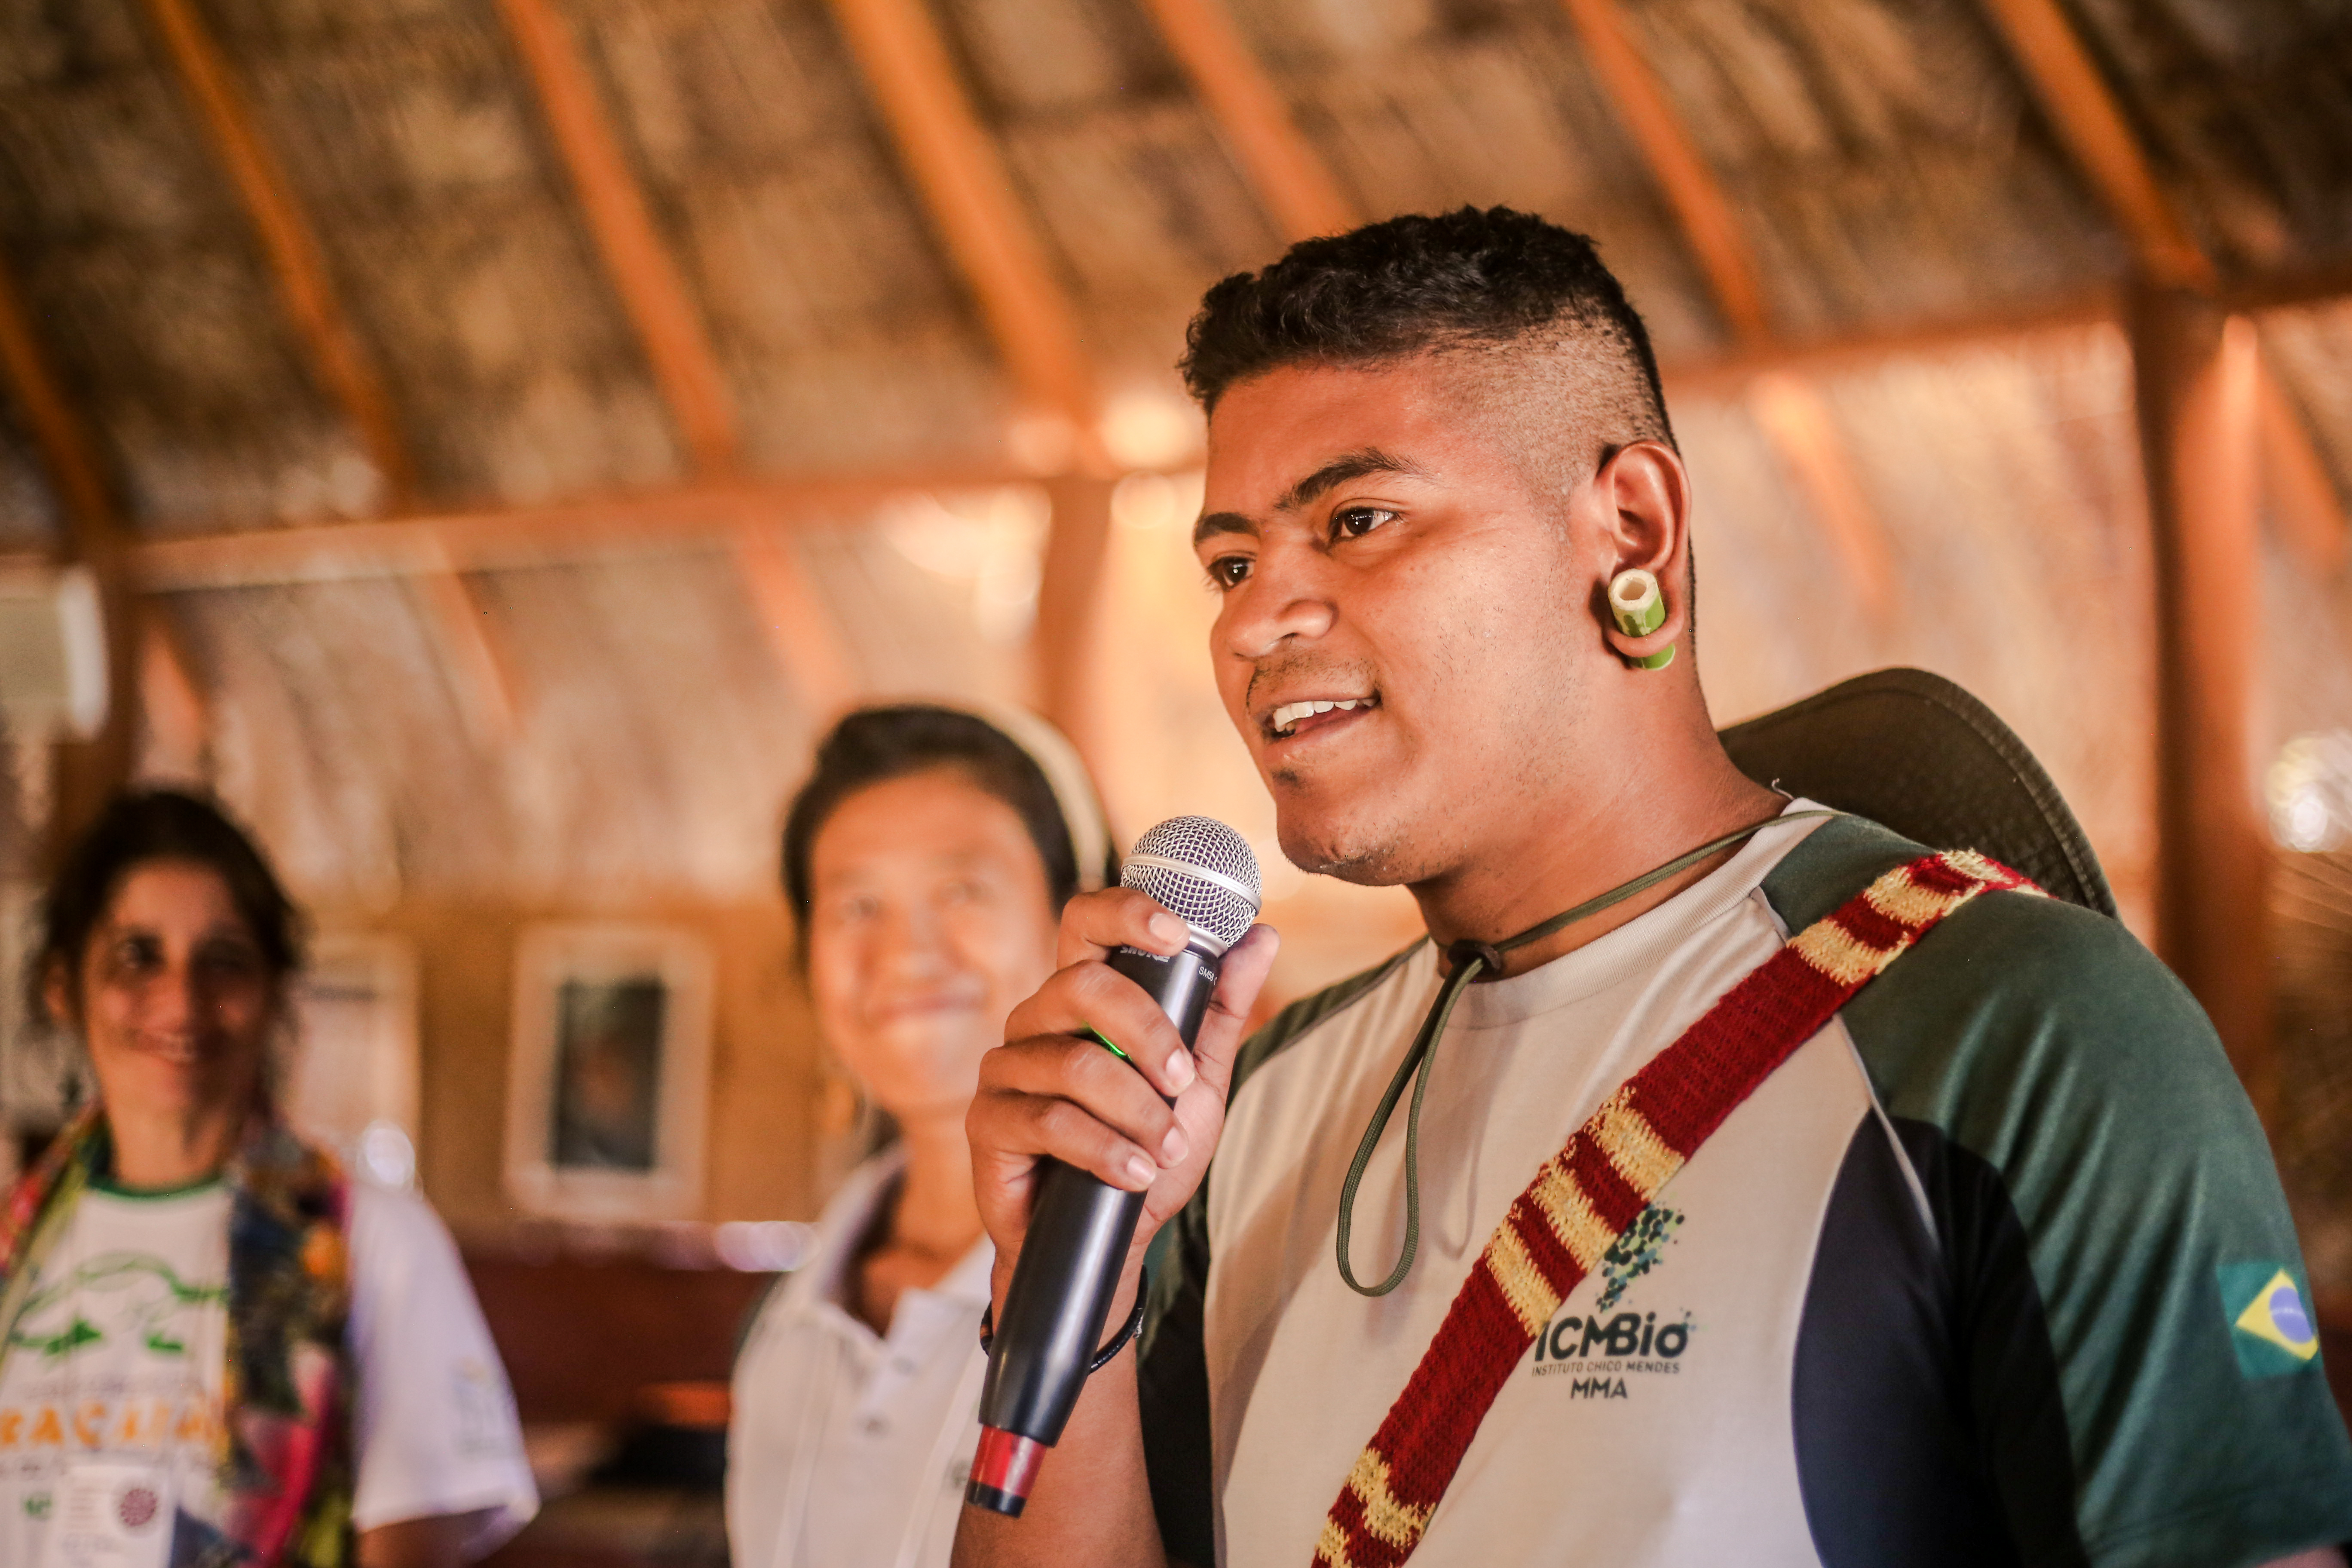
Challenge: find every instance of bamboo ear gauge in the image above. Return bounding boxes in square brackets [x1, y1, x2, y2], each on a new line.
[1608, 568, 1675, 670]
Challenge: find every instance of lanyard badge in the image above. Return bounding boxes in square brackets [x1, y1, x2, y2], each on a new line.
[37, 1460, 176, 1568]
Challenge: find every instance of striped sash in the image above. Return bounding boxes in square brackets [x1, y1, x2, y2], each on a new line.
[1314, 849, 2041, 1568]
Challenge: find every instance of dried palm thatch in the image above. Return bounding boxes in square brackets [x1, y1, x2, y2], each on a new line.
[0, 0, 2341, 1162]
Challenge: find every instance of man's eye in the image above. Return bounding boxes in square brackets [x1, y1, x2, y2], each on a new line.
[1207, 555, 1253, 589]
[1332, 506, 1397, 540]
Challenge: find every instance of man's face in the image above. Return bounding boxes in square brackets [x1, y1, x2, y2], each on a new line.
[1194, 358, 1603, 886]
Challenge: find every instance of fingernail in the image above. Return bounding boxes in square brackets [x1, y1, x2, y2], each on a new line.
[1149, 913, 1185, 945]
[1125, 1155, 1158, 1189]
[1167, 1050, 1195, 1090]
[1161, 1125, 1188, 1162]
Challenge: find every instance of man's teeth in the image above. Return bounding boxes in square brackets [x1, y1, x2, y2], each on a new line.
[1271, 698, 1371, 735]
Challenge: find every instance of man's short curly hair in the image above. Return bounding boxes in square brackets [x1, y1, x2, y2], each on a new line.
[1179, 206, 1674, 461]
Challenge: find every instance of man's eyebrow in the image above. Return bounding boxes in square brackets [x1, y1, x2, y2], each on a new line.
[1193, 509, 1255, 547]
[1275, 448, 1427, 512]
[1191, 448, 1430, 546]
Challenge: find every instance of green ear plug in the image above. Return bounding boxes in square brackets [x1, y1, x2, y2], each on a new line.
[1608, 569, 1675, 670]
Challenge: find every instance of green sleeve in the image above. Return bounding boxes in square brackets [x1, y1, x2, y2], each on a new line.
[1836, 874, 2352, 1565]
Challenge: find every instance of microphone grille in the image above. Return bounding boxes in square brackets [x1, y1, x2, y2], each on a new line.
[1121, 816, 1262, 952]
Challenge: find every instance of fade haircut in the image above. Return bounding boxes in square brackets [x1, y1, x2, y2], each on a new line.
[1179, 207, 1675, 493]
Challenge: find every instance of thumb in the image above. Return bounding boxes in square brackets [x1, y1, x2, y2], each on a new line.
[1190, 924, 1280, 1092]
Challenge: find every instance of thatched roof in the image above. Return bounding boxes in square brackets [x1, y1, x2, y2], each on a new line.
[0, 0, 2345, 956]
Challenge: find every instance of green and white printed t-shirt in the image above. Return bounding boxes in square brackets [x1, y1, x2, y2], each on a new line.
[1137, 809, 2352, 1568]
[0, 1176, 538, 1565]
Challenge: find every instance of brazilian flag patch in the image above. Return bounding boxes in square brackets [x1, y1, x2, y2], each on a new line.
[2217, 1261, 2322, 1379]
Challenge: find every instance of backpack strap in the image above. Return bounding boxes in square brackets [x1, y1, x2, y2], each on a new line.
[1313, 849, 2042, 1568]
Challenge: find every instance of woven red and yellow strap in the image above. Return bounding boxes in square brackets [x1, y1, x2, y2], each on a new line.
[1314, 849, 2042, 1568]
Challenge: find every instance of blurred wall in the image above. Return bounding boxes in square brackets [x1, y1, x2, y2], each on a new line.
[323, 894, 828, 1231]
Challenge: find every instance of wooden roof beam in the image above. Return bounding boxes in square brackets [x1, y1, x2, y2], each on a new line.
[498, 0, 870, 707]
[411, 549, 521, 746]
[1556, 0, 1770, 343]
[0, 250, 144, 850]
[70, 272, 2349, 597]
[141, 0, 416, 507]
[137, 610, 211, 782]
[1556, 0, 1894, 616]
[735, 529, 862, 721]
[0, 255, 115, 547]
[498, 0, 741, 475]
[142, 0, 532, 744]
[1135, 0, 1357, 242]
[121, 468, 1024, 591]
[1974, 0, 2211, 291]
[1975, 0, 2348, 577]
[822, 0, 1107, 743]
[2258, 352, 2350, 575]
[822, 0, 1098, 442]
[1747, 374, 1898, 622]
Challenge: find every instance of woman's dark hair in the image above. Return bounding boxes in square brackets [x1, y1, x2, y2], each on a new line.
[781, 706, 1109, 949]
[28, 789, 303, 1021]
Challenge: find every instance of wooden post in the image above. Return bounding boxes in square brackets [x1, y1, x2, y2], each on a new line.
[2132, 287, 2274, 1116]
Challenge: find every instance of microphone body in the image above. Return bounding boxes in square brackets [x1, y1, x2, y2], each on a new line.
[967, 818, 1259, 1518]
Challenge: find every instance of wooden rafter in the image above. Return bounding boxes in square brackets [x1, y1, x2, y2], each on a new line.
[138, 0, 551, 743]
[0, 253, 114, 545]
[1135, 0, 1357, 242]
[0, 248, 144, 845]
[120, 467, 1020, 591]
[822, 0, 1108, 747]
[498, 0, 741, 475]
[1747, 374, 1897, 620]
[2258, 361, 2350, 574]
[1554, 0, 1895, 617]
[140, 0, 416, 506]
[1975, 0, 2346, 573]
[29, 276, 2333, 598]
[138, 610, 211, 781]
[821, 0, 1097, 435]
[411, 547, 521, 745]
[1974, 0, 2211, 291]
[1556, 0, 1769, 343]
[734, 530, 862, 718]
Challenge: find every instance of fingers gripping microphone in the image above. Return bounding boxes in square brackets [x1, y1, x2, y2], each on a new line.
[966, 817, 1261, 1516]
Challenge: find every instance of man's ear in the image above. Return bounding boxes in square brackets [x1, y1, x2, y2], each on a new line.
[1592, 441, 1692, 665]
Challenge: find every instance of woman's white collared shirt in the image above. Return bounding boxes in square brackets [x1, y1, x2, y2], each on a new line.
[728, 1152, 993, 1568]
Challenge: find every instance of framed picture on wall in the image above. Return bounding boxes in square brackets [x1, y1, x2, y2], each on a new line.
[505, 924, 714, 1221]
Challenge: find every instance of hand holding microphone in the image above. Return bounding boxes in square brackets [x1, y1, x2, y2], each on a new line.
[963, 817, 1277, 1516]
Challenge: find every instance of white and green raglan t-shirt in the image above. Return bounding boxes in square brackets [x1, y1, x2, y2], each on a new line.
[1136, 808, 2352, 1568]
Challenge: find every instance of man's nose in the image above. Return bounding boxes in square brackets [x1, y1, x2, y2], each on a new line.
[1222, 553, 1335, 658]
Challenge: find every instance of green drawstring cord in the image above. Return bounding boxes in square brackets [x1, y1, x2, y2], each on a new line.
[1333, 810, 1837, 1297]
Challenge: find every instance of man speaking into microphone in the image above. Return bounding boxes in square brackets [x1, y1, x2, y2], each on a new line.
[955, 208, 2352, 1568]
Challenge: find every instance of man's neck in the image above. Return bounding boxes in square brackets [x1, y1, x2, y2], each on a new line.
[1409, 723, 1785, 979]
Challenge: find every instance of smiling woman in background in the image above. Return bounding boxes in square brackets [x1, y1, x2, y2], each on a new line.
[3, 790, 536, 1568]
[729, 705, 1116, 1568]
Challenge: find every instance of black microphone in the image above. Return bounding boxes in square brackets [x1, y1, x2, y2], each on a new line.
[965, 816, 1262, 1516]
